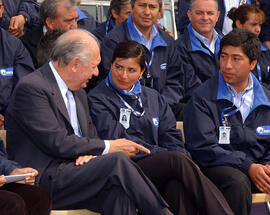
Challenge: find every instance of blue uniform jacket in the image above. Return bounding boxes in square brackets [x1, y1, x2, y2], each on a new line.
[100, 16, 199, 107]
[177, 0, 256, 34]
[88, 79, 187, 161]
[175, 24, 222, 83]
[0, 138, 20, 175]
[252, 44, 270, 89]
[0, 27, 34, 114]
[77, 8, 98, 33]
[0, 0, 40, 32]
[260, 0, 270, 42]
[92, 19, 114, 43]
[183, 72, 270, 175]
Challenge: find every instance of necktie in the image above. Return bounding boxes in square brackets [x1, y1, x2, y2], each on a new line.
[66, 90, 81, 136]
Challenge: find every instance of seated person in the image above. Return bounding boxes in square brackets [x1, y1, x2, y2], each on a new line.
[88, 40, 233, 215]
[0, 0, 40, 37]
[0, 0, 34, 126]
[183, 29, 270, 215]
[177, 0, 256, 35]
[22, 0, 96, 68]
[92, 0, 132, 43]
[175, 0, 222, 83]
[0, 137, 51, 215]
[6, 29, 174, 215]
[228, 4, 270, 89]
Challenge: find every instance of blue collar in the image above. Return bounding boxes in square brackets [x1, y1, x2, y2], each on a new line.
[126, 16, 167, 52]
[261, 43, 268, 52]
[107, 71, 142, 96]
[187, 23, 222, 57]
[217, 71, 270, 111]
[77, 8, 87, 21]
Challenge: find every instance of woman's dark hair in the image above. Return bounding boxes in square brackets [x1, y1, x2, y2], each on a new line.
[108, 0, 131, 19]
[228, 4, 265, 28]
[111, 41, 146, 70]
[219, 28, 261, 63]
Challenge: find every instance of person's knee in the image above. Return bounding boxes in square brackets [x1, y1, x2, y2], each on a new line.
[225, 170, 251, 195]
[0, 191, 27, 214]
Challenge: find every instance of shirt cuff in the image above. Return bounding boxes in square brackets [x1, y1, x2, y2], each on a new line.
[102, 140, 110, 155]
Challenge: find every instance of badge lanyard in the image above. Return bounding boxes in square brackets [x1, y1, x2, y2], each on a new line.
[220, 88, 250, 126]
[105, 18, 114, 35]
[257, 62, 262, 83]
[105, 78, 145, 118]
[145, 51, 155, 72]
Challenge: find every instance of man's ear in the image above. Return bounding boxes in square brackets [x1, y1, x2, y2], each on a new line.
[235, 20, 242, 29]
[250, 59, 257, 71]
[70, 57, 80, 73]
[111, 9, 119, 20]
[187, 10, 192, 22]
[45, 18, 55, 31]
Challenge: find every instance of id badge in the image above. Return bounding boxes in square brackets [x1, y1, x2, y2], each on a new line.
[119, 108, 131, 129]
[218, 126, 231, 144]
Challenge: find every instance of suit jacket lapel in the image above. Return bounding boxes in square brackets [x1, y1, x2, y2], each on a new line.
[39, 63, 71, 125]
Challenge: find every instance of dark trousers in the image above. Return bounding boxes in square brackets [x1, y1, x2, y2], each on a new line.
[202, 166, 257, 215]
[40, 152, 172, 215]
[0, 183, 51, 215]
[136, 151, 234, 215]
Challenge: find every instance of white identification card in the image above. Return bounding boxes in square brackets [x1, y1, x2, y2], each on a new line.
[119, 108, 131, 129]
[218, 126, 231, 144]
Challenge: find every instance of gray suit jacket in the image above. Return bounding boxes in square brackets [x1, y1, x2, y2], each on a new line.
[5, 63, 105, 184]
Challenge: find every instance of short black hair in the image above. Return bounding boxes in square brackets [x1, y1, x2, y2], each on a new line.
[111, 40, 146, 70]
[219, 28, 261, 63]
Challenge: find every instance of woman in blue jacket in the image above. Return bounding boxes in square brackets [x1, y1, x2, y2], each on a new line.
[88, 40, 233, 215]
[92, 0, 131, 43]
[228, 4, 270, 89]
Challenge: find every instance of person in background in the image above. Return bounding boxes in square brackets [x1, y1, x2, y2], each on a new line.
[0, 137, 51, 215]
[0, 0, 34, 128]
[22, 0, 97, 69]
[175, 0, 222, 83]
[88, 40, 233, 215]
[92, 0, 132, 43]
[177, 0, 256, 35]
[228, 4, 270, 89]
[184, 28, 270, 215]
[0, 0, 40, 37]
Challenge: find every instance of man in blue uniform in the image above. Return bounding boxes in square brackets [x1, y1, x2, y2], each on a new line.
[177, 0, 256, 35]
[184, 28, 270, 215]
[21, 0, 97, 68]
[0, 0, 40, 37]
[175, 0, 222, 83]
[0, 0, 34, 126]
[100, 0, 200, 117]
